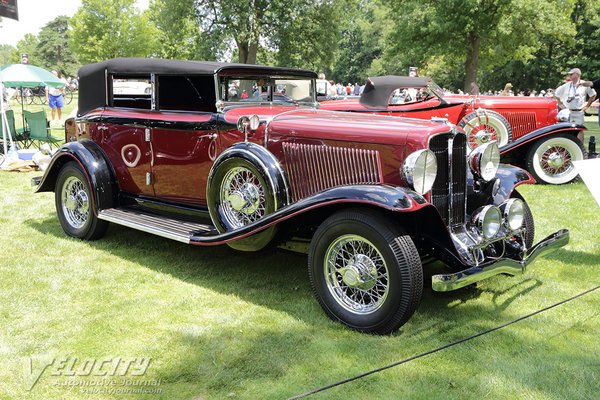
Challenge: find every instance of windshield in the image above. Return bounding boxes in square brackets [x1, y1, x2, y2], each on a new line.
[219, 75, 315, 105]
[388, 81, 445, 105]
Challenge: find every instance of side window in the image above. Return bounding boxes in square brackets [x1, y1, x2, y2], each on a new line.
[111, 75, 152, 109]
[158, 75, 216, 112]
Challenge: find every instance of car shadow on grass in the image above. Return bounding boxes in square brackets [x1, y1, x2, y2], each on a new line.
[27, 216, 547, 335]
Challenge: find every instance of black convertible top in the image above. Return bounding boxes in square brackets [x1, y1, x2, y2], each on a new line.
[78, 58, 317, 115]
[359, 76, 433, 108]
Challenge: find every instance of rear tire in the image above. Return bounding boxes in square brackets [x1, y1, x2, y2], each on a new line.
[55, 161, 108, 240]
[526, 134, 584, 185]
[308, 209, 423, 334]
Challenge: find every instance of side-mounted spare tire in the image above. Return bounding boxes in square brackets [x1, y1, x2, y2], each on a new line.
[459, 109, 512, 150]
[206, 142, 289, 252]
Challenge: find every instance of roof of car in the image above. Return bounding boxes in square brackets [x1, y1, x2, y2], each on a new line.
[78, 57, 317, 78]
[77, 58, 317, 116]
[360, 76, 434, 108]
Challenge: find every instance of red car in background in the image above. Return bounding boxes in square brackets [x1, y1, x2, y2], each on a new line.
[321, 76, 586, 184]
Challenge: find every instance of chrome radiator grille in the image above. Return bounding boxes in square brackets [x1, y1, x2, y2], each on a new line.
[282, 142, 383, 202]
[429, 133, 467, 227]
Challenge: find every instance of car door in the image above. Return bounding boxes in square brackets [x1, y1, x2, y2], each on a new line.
[149, 74, 219, 205]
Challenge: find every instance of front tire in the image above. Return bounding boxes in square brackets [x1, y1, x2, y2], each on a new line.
[526, 134, 584, 184]
[55, 161, 108, 240]
[308, 209, 423, 334]
[460, 109, 512, 151]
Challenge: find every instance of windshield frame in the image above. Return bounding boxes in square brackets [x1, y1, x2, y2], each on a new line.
[217, 74, 317, 107]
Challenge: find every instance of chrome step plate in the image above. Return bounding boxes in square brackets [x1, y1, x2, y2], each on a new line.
[98, 208, 216, 244]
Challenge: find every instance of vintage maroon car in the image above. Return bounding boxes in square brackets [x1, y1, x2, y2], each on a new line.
[34, 58, 568, 334]
[321, 76, 587, 185]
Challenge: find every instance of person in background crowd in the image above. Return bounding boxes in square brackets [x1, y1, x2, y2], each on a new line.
[500, 83, 513, 96]
[353, 83, 361, 96]
[578, 78, 600, 125]
[46, 71, 67, 121]
[329, 80, 337, 97]
[554, 68, 596, 125]
[345, 83, 352, 95]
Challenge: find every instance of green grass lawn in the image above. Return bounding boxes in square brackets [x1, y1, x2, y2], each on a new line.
[0, 169, 598, 399]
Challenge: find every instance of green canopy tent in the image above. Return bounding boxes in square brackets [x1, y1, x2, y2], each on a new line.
[0, 64, 65, 161]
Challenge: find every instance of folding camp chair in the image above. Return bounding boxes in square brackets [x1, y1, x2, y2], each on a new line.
[23, 110, 60, 149]
[0, 109, 28, 151]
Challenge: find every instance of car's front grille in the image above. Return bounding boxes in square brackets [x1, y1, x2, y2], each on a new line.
[500, 112, 537, 139]
[430, 133, 467, 227]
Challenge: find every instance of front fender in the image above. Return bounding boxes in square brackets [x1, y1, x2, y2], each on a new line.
[191, 184, 434, 245]
[35, 139, 117, 212]
[467, 164, 534, 212]
[500, 122, 586, 155]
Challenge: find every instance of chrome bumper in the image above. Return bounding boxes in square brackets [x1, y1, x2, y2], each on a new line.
[431, 229, 569, 292]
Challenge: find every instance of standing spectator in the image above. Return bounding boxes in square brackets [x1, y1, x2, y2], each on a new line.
[46, 71, 67, 122]
[352, 82, 361, 96]
[329, 80, 337, 97]
[554, 68, 597, 125]
[579, 78, 600, 125]
[345, 83, 352, 95]
[500, 83, 512, 96]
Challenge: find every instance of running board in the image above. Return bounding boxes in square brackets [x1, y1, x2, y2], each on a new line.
[98, 208, 217, 244]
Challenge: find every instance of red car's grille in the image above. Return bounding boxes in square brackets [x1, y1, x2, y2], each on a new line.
[430, 133, 467, 228]
[282, 143, 383, 202]
[500, 112, 537, 139]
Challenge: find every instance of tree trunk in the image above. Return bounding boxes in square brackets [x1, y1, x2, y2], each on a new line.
[464, 34, 481, 93]
[237, 40, 258, 64]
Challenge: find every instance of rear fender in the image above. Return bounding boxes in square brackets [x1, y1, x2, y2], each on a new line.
[499, 123, 586, 156]
[35, 139, 117, 212]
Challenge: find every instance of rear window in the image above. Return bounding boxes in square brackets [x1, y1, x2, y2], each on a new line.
[111, 75, 151, 109]
[158, 75, 216, 113]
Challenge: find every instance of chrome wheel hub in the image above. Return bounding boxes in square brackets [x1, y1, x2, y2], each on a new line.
[324, 235, 389, 315]
[61, 176, 89, 229]
[221, 166, 266, 228]
[546, 152, 565, 169]
[474, 130, 491, 144]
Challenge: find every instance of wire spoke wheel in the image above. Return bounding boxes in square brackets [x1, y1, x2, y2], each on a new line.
[325, 235, 390, 314]
[460, 110, 512, 151]
[527, 135, 584, 184]
[308, 210, 423, 334]
[61, 176, 90, 229]
[220, 166, 267, 229]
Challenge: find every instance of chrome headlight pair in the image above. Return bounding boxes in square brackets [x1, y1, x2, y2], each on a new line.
[469, 142, 500, 181]
[402, 149, 437, 195]
[471, 198, 525, 239]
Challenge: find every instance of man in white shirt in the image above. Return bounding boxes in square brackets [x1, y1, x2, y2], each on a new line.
[554, 68, 597, 125]
[46, 71, 67, 121]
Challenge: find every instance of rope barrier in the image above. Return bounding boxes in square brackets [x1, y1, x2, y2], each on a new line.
[288, 285, 600, 399]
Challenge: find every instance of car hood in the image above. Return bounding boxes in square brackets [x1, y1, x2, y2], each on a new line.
[445, 94, 556, 109]
[264, 108, 454, 146]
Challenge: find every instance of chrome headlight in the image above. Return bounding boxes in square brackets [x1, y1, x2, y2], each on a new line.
[471, 205, 502, 239]
[402, 149, 437, 195]
[469, 142, 500, 181]
[500, 198, 525, 231]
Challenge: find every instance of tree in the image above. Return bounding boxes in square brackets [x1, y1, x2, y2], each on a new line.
[10, 34, 41, 65]
[380, 0, 577, 92]
[70, 0, 159, 63]
[0, 44, 15, 65]
[36, 16, 78, 77]
[148, 0, 225, 61]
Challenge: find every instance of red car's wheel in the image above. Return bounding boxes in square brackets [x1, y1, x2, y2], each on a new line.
[460, 109, 512, 151]
[526, 134, 584, 185]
